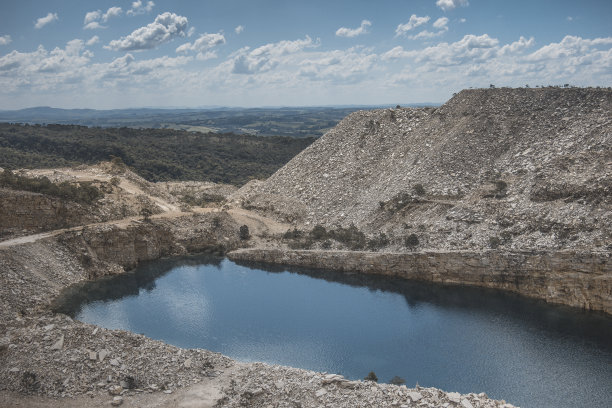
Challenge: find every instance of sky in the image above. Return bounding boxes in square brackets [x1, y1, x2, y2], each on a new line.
[0, 0, 611, 109]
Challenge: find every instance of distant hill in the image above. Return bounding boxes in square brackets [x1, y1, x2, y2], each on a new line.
[0, 123, 314, 185]
[0, 105, 438, 138]
[232, 87, 612, 252]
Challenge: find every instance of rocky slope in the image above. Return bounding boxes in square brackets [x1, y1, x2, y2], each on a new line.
[231, 88, 611, 252]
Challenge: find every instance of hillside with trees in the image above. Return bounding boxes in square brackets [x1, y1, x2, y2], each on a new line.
[0, 123, 314, 185]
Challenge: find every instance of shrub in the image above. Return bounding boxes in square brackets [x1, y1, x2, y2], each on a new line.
[0, 169, 103, 204]
[239, 225, 250, 240]
[367, 232, 390, 251]
[309, 225, 328, 240]
[488, 236, 501, 249]
[364, 371, 378, 382]
[413, 183, 426, 196]
[390, 376, 406, 385]
[405, 233, 419, 249]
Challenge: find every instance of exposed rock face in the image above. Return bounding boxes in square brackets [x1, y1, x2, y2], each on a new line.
[232, 88, 611, 252]
[0, 188, 94, 238]
[228, 248, 612, 313]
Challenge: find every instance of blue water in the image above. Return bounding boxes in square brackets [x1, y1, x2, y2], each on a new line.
[54, 255, 612, 408]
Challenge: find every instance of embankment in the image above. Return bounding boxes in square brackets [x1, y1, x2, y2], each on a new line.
[228, 248, 612, 313]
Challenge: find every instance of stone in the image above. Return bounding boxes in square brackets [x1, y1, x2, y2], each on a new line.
[447, 392, 461, 404]
[108, 385, 122, 396]
[88, 351, 97, 361]
[110, 358, 120, 366]
[409, 391, 423, 402]
[315, 388, 327, 397]
[184, 358, 192, 368]
[98, 349, 109, 362]
[50, 335, 64, 350]
[461, 399, 474, 408]
[110, 396, 123, 406]
[163, 390, 173, 394]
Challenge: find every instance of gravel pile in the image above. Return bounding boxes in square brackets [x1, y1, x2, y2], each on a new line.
[231, 87, 611, 252]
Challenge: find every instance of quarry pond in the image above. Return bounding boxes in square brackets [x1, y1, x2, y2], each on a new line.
[54, 255, 612, 408]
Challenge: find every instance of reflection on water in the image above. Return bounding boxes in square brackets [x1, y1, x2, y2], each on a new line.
[54, 255, 612, 408]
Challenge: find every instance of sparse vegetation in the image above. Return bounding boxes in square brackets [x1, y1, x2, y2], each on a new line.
[405, 233, 420, 249]
[364, 371, 378, 382]
[239, 225, 250, 240]
[390, 376, 406, 385]
[0, 169, 103, 204]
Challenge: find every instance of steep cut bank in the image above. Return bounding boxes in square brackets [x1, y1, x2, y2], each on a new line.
[232, 88, 611, 253]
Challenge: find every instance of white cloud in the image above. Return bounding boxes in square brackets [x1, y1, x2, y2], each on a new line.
[0, 39, 91, 75]
[230, 36, 318, 74]
[102, 7, 123, 22]
[127, 1, 155, 16]
[498, 36, 534, 56]
[433, 17, 449, 30]
[86, 36, 100, 46]
[235, 25, 244, 35]
[395, 15, 430, 37]
[381, 46, 411, 61]
[409, 30, 446, 40]
[436, 0, 469, 12]
[0, 35, 11, 46]
[299, 47, 378, 82]
[105, 12, 188, 51]
[335, 20, 372, 38]
[525, 35, 612, 61]
[176, 33, 225, 60]
[459, 18, 467, 23]
[567, 16, 573, 22]
[35, 12, 58, 29]
[84, 10, 101, 24]
[84, 21, 106, 30]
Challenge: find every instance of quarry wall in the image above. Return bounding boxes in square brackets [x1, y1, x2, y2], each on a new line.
[228, 248, 612, 314]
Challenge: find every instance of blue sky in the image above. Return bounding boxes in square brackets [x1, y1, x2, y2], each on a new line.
[0, 0, 611, 109]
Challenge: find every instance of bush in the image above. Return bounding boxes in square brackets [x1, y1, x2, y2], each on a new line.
[390, 376, 406, 385]
[405, 233, 419, 249]
[0, 169, 103, 204]
[367, 232, 390, 250]
[488, 236, 501, 249]
[413, 183, 426, 196]
[239, 225, 250, 240]
[364, 371, 378, 382]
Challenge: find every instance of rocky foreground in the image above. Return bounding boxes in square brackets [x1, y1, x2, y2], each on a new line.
[0, 213, 516, 407]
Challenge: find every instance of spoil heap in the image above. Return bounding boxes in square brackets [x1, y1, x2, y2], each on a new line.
[232, 88, 611, 252]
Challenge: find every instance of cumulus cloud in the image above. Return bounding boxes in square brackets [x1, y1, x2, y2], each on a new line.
[35, 12, 58, 29]
[381, 46, 411, 61]
[0, 39, 91, 75]
[84, 22, 106, 30]
[525, 35, 612, 61]
[86, 36, 100, 46]
[395, 15, 430, 37]
[230, 36, 318, 74]
[335, 20, 372, 38]
[498, 36, 534, 56]
[235, 25, 244, 35]
[433, 17, 449, 30]
[298, 47, 378, 82]
[436, 0, 469, 12]
[127, 1, 155, 16]
[84, 10, 101, 24]
[103, 7, 123, 22]
[0, 35, 11, 46]
[105, 12, 188, 51]
[176, 33, 225, 59]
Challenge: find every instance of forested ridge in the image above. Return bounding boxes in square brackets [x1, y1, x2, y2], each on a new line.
[0, 123, 314, 185]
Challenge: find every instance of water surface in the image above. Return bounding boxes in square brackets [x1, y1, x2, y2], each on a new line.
[54, 255, 612, 408]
